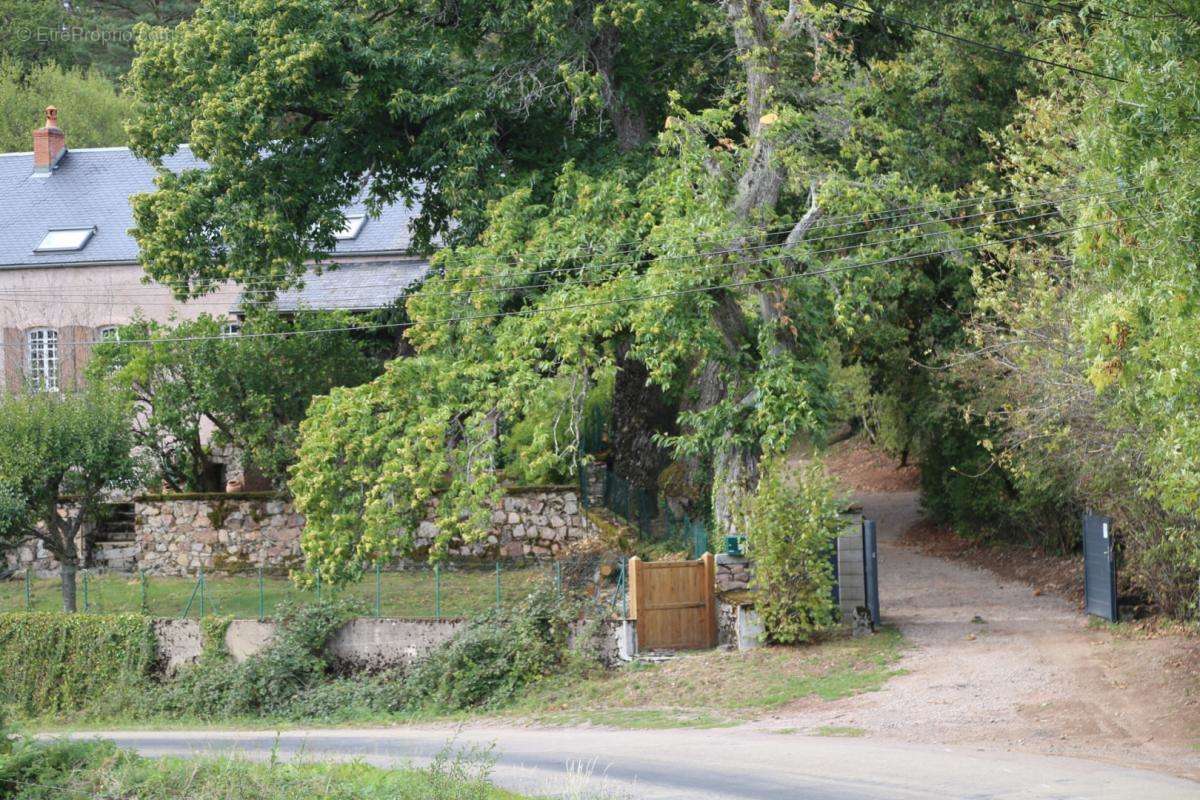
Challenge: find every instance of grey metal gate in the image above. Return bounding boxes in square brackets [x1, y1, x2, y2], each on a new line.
[1082, 513, 1118, 622]
[834, 517, 880, 627]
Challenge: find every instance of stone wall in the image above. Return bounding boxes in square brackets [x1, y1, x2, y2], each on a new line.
[136, 497, 304, 576]
[715, 553, 753, 593]
[417, 487, 593, 560]
[6, 486, 598, 578]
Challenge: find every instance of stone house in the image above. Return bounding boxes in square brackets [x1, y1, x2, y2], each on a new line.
[0, 106, 429, 408]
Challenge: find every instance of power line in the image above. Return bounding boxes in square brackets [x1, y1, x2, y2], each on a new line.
[0, 193, 1112, 308]
[828, 0, 1125, 83]
[0, 184, 1130, 304]
[0, 213, 1143, 349]
[4, 176, 1120, 299]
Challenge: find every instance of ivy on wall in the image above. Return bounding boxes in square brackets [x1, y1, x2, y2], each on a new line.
[0, 613, 156, 716]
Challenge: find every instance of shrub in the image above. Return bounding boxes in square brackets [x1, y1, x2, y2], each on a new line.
[0, 613, 156, 717]
[745, 458, 842, 644]
[147, 600, 358, 719]
[400, 584, 582, 711]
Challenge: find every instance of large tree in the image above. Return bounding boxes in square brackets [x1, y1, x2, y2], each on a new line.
[0, 390, 136, 612]
[126, 0, 1047, 580]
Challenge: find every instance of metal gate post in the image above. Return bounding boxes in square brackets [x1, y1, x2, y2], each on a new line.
[1082, 513, 1118, 622]
[862, 519, 880, 626]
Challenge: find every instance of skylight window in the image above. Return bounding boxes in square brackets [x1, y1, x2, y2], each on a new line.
[334, 215, 366, 240]
[35, 227, 94, 253]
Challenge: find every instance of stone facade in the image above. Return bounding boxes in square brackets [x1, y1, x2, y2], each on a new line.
[136, 497, 305, 576]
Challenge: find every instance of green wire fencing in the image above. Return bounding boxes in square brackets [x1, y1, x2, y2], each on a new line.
[0, 557, 633, 620]
[579, 466, 712, 559]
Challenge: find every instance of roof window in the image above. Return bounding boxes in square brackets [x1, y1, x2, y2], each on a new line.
[334, 214, 366, 240]
[35, 227, 94, 253]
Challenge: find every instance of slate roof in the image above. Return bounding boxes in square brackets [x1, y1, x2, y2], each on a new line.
[0, 145, 425, 269]
[264, 259, 428, 312]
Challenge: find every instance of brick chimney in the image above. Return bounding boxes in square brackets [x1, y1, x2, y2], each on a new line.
[33, 106, 67, 175]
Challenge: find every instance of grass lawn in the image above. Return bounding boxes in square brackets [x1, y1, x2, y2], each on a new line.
[0, 737, 523, 799]
[0, 565, 547, 620]
[502, 626, 907, 729]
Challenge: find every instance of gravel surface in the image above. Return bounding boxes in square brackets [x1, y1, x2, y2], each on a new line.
[756, 491, 1200, 780]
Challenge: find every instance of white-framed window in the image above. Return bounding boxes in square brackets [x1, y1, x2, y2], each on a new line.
[26, 328, 59, 392]
[221, 321, 242, 337]
[334, 214, 366, 240]
[34, 227, 95, 253]
[98, 326, 120, 342]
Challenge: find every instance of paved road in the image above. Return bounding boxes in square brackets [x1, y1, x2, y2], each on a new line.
[65, 726, 1200, 799]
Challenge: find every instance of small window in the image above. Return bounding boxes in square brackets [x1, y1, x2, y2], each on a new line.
[35, 227, 95, 253]
[221, 321, 242, 337]
[98, 326, 120, 342]
[334, 214, 366, 240]
[26, 328, 58, 392]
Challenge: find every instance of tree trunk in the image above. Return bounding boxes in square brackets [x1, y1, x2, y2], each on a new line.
[609, 339, 674, 490]
[60, 559, 78, 613]
[590, 24, 649, 152]
[712, 438, 761, 539]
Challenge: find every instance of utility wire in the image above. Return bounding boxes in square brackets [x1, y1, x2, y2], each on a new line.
[8, 176, 1122, 298]
[827, 0, 1125, 82]
[0, 213, 1144, 349]
[0, 184, 1130, 302]
[0, 194, 1114, 308]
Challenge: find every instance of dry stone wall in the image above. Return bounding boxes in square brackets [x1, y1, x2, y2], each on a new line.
[715, 553, 753, 593]
[136, 497, 305, 576]
[417, 487, 593, 560]
[7, 486, 596, 578]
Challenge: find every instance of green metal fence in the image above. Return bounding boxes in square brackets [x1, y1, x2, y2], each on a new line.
[579, 466, 711, 558]
[1, 553, 632, 620]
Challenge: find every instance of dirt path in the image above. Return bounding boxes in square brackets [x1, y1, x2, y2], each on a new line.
[756, 490, 1200, 780]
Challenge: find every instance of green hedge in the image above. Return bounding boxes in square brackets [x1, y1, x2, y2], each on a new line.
[0, 613, 156, 716]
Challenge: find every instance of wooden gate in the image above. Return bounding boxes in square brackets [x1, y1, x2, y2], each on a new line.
[627, 553, 717, 650]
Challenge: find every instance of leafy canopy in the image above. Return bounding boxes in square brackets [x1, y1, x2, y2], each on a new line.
[126, 0, 1050, 580]
[89, 310, 381, 491]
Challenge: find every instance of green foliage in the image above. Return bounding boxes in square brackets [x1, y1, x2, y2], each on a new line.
[290, 354, 504, 581]
[271, 585, 586, 720]
[0, 613, 156, 717]
[744, 459, 841, 644]
[400, 584, 581, 711]
[500, 371, 614, 484]
[1071, 1, 1200, 516]
[147, 600, 358, 719]
[0, 389, 137, 610]
[0, 389, 136, 543]
[0, 0, 197, 77]
[0, 58, 130, 152]
[89, 310, 380, 490]
[125, 0, 723, 287]
[125, 0, 1067, 580]
[0, 737, 512, 799]
[744, 455, 840, 642]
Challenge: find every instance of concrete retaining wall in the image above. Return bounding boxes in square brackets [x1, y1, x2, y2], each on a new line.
[150, 615, 628, 675]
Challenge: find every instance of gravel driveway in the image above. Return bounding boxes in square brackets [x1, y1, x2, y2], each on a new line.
[755, 491, 1200, 780]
